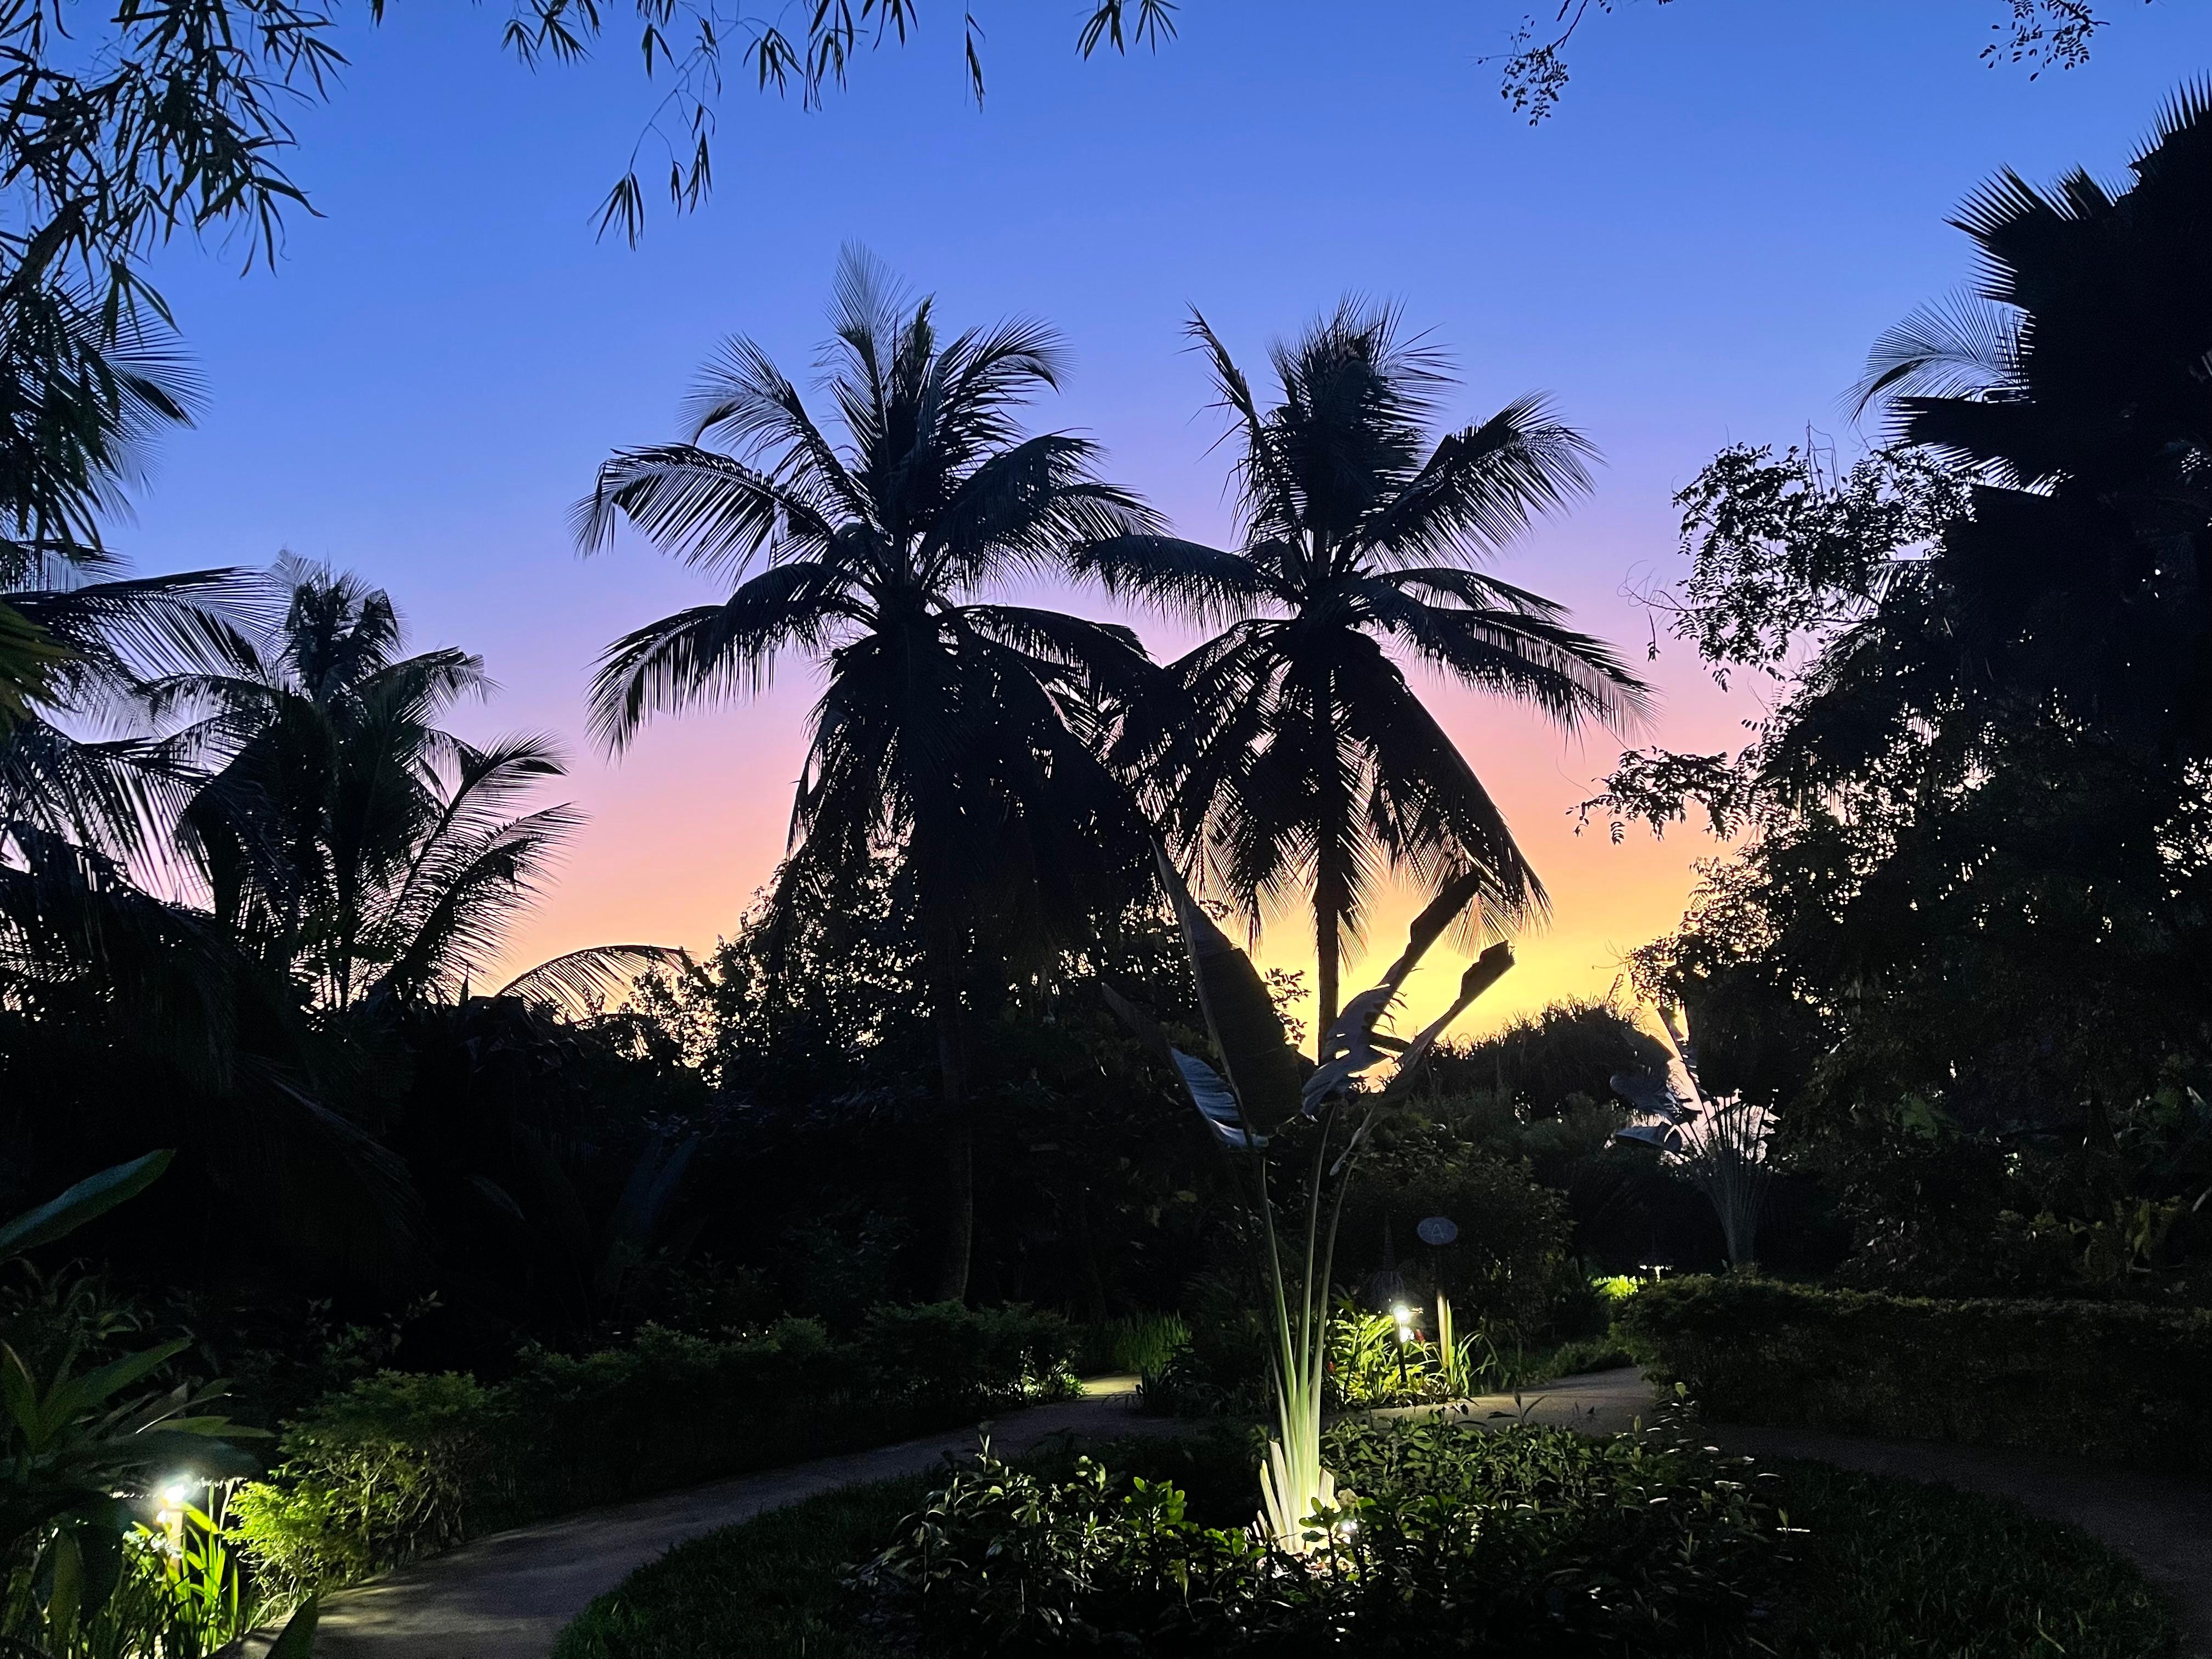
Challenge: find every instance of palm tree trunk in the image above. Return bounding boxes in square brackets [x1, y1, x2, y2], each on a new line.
[1313, 688, 1346, 1037]
[1314, 878, 1341, 1039]
[928, 960, 975, 1304]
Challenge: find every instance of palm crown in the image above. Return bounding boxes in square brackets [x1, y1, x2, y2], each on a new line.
[1082, 302, 1650, 1028]
[165, 562, 585, 1011]
[1851, 84, 2212, 760]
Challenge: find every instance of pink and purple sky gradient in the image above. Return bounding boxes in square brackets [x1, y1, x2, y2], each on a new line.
[118, 1, 2209, 1037]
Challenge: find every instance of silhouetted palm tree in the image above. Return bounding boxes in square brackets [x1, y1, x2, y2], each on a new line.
[1850, 82, 2212, 763]
[579, 247, 1162, 1299]
[164, 562, 658, 1012]
[0, 286, 262, 856]
[1081, 303, 1649, 1031]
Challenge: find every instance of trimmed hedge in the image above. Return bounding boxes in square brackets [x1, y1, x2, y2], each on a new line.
[1622, 1277, 2212, 1475]
[231, 1304, 1076, 1600]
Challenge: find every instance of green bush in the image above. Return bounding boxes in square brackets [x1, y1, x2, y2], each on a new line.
[1622, 1276, 2212, 1474]
[554, 1473, 934, 1659]
[555, 1439, 2182, 1659]
[1075, 1312, 1188, 1376]
[1332, 1141, 1576, 1341]
[857, 1408, 1782, 1655]
[231, 1304, 1078, 1601]
[854, 1303, 1076, 1408]
[1763, 1462, 2177, 1657]
[225, 1372, 500, 1600]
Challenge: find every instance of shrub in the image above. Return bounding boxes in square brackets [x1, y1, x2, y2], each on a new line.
[1622, 1276, 2212, 1474]
[1075, 1312, 1188, 1377]
[552, 1439, 2183, 1659]
[854, 1303, 1077, 1409]
[1137, 1268, 1274, 1417]
[553, 1473, 934, 1659]
[232, 1304, 1079, 1601]
[225, 1371, 501, 1600]
[1763, 1462, 2178, 1657]
[858, 1406, 1785, 1655]
[1332, 1141, 1576, 1340]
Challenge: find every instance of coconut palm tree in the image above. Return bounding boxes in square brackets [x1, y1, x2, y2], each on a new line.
[578, 247, 1163, 1299]
[1080, 302, 1651, 1032]
[0, 282, 263, 856]
[1848, 81, 2212, 763]
[163, 561, 664, 1013]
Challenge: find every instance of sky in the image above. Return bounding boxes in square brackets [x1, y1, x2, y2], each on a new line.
[119, 0, 2212, 1041]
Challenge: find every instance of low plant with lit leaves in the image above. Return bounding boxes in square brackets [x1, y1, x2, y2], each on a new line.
[856, 1401, 1785, 1656]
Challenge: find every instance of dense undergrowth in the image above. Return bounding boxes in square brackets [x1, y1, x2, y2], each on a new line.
[228, 1304, 1077, 1605]
[552, 1418, 2180, 1659]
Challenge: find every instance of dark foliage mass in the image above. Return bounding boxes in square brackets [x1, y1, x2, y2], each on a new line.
[1625, 1276, 2212, 1476]
[556, 1441, 2181, 1659]
[1587, 88, 2212, 1301]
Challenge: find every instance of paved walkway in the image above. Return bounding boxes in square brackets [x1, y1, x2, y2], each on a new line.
[246, 1367, 2212, 1658]
[268, 1378, 1182, 1659]
[1706, 1420, 2212, 1658]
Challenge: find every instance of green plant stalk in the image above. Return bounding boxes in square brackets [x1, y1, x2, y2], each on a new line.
[1255, 1097, 1369, 1552]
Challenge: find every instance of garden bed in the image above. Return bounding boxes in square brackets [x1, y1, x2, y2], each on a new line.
[552, 1420, 2180, 1658]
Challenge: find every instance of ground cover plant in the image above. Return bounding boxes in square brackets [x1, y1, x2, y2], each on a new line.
[554, 1424, 2181, 1659]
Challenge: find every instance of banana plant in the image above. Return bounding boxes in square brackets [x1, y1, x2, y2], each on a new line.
[1110, 851, 1511, 1552]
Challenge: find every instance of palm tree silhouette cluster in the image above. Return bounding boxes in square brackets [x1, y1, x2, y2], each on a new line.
[583, 248, 1650, 1295]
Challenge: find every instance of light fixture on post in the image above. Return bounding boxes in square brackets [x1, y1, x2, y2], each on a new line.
[1391, 1301, 1415, 1389]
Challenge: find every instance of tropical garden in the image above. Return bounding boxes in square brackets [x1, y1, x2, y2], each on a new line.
[3, 9, 2211, 1655]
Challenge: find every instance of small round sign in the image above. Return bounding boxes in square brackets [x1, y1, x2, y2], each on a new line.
[1415, 1215, 1458, 1248]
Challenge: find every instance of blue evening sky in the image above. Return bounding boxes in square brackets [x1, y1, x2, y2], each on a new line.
[111, 0, 2212, 990]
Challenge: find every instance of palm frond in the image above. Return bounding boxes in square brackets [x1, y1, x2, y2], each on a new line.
[573, 444, 840, 572]
[1357, 394, 1599, 567]
[586, 561, 854, 751]
[1358, 580, 1653, 733]
[1070, 533, 1282, 624]
[1854, 291, 2028, 415]
[494, 943, 689, 1016]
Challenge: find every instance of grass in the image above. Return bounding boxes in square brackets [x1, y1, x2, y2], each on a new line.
[552, 1473, 933, 1659]
[1762, 1462, 2180, 1657]
[552, 1440, 2182, 1659]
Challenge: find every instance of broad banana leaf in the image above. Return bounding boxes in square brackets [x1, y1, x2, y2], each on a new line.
[1151, 845, 1305, 1129]
[1302, 878, 1499, 1118]
[1173, 1049, 1268, 1149]
[1385, 944, 1515, 1085]
[0, 1150, 172, 1263]
[1100, 983, 1267, 1150]
[1609, 1069, 1685, 1119]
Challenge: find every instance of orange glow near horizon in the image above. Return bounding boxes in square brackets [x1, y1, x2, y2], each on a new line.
[485, 565, 1751, 1047]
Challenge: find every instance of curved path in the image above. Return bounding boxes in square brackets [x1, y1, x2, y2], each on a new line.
[245, 1368, 2212, 1658]
[266, 1379, 1182, 1659]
